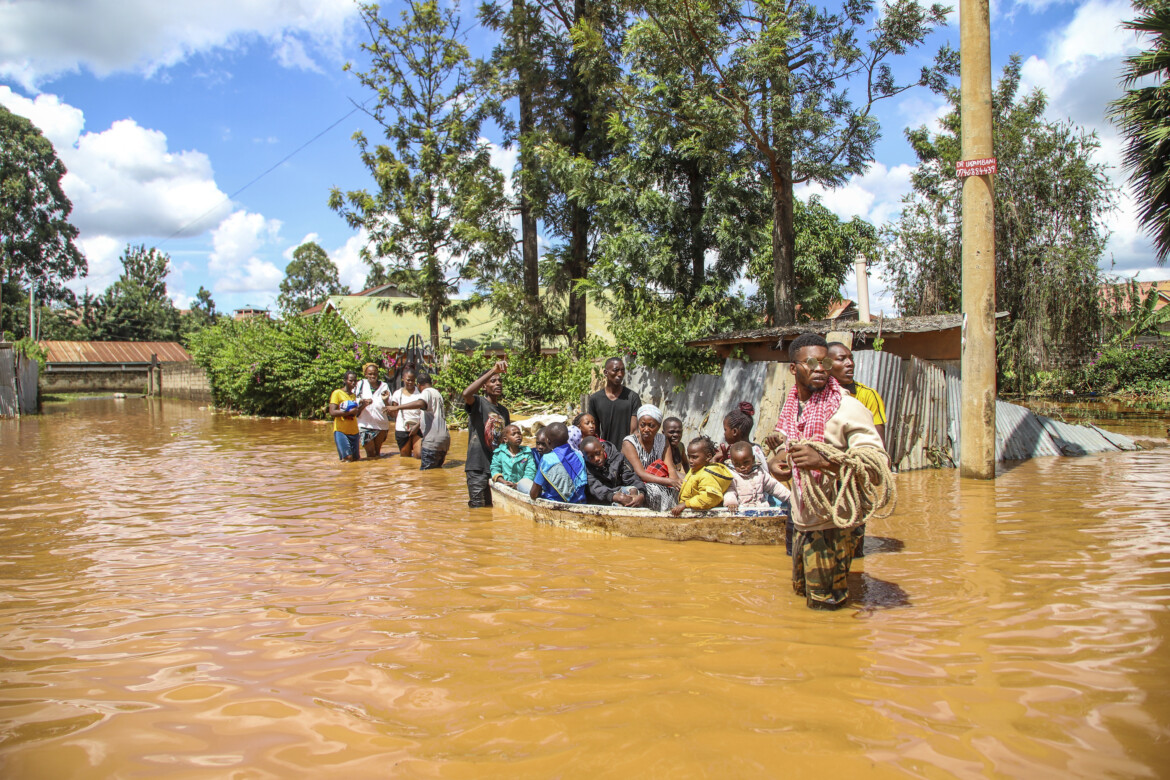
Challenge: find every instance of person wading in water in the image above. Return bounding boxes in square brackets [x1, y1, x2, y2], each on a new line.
[765, 333, 887, 611]
[462, 361, 510, 508]
[825, 341, 889, 558]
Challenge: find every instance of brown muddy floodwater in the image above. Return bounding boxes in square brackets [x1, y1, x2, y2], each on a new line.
[2, 398, 1169, 778]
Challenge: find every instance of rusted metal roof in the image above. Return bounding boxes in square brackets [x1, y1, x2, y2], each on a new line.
[687, 312, 1010, 347]
[39, 341, 192, 364]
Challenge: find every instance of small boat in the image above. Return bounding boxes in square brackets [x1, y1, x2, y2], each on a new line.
[489, 483, 788, 545]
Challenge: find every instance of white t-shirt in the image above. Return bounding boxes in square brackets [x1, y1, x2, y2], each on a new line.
[418, 386, 450, 452]
[355, 379, 391, 430]
[389, 386, 423, 429]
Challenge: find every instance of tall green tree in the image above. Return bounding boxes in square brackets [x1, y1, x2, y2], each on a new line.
[881, 58, 1116, 390]
[749, 196, 878, 320]
[276, 241, 349, 315]
[480, 0, 557, 353]
[90, 244, 182, 342]
[1110, 1, 1170, 264]
[331, 0, 515, 350]
[590, 34, 754, 309]
[608, 0, 952, 324]
[0, 104, 85, 334]
[535, 0, 626, 345]
[180, 285, 220, 341]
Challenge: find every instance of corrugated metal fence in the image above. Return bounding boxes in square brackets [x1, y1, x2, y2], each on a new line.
[0, 348, 16, 417]
[16, 355, 37, 414]
[629, 353, 1138, 471]
[0, 347, 40, 418]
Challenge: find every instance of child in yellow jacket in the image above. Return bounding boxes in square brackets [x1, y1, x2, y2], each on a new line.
[671, 435, 734, 515]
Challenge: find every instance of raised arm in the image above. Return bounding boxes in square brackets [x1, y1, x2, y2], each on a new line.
[389, 398, 427, 413]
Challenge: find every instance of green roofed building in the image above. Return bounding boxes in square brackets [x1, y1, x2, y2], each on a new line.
[301, 284, 613, 353]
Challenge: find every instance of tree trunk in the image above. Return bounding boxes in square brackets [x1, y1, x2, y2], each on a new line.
[567, 205, 589, 347]
[566, 0, 590, 348]
[686, 160, 705, 301]
[769, 68, 797, 326]
[517, 0, 542, 355]
[429, 303, 440, 354]
[771, 169, 797, 326]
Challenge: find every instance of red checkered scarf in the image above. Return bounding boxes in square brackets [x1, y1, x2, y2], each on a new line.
[774, 376, 843, 488]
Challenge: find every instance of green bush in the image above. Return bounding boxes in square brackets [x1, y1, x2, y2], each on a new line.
[609, 292, 723, 378]
[432, 339, 611, 424]
[12, 337, 48, 369]
[1080, 341, 1170, 395]
[188, 313, 385, 417]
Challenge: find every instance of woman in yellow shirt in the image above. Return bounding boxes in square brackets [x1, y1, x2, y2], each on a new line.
[328, 371, 368, 462]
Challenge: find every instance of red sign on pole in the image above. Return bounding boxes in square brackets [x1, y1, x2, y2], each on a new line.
[956, 157, 997, 177]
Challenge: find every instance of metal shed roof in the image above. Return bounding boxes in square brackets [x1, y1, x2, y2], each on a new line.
[39, 341, 192, 364]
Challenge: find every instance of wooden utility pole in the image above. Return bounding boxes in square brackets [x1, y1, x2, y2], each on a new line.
[959, 0, 997, 479]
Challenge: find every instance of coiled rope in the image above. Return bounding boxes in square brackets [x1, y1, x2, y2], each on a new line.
[788, 441, 897, 529]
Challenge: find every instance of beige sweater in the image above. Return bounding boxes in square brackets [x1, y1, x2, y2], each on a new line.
[787, 394, 887, 532]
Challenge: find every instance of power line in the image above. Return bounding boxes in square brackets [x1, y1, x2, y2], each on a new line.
[158, 97, 373, 247]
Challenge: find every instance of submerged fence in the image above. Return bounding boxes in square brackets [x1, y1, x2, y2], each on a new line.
[628, 353, 1138, 472]
[0, 345, 39, 418]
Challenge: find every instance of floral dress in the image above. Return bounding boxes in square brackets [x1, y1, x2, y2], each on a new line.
[623, 432, 679, 512]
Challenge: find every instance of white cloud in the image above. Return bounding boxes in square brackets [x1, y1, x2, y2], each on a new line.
[0, 0, 358, 88]
[209, 210, 284, 294]
[488, 140, 520, 197]
[797, 162, 915, 226]
[72, 235, 123, 295]
[324, 232, 374, 291]
[0, 86, 232, 240]
[274, 35, 323, 74]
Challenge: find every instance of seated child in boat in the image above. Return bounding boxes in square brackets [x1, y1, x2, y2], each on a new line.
[529, 422, 588, 504]
[722, 441, 790, 511]
[671, 435, 734, 516]
[573, 412, 602, 442]
[663, 416, 684, 468]
[581, 435, 646, 507]
[491, 424, 536, 488]
[713, 402, 767, 467]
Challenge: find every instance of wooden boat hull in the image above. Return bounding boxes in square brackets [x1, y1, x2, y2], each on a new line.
[490, 483, 788, 545]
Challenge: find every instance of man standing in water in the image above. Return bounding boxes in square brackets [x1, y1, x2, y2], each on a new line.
[387, 372, 451, 469]
[825, 342, 887, 445]
[825, 341, 888, 558]
[765, 333, 886, 610]
[587, 357, 642, 446]
[462, 360, 510, 508]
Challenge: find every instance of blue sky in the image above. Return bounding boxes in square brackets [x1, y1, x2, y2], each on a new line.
[0, 0, 1160, 318]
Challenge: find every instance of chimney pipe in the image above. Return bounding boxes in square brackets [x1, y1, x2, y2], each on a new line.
[854, 255, 871, 323]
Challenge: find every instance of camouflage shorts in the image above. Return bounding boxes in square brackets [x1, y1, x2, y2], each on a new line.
[792, 525, 861, 610]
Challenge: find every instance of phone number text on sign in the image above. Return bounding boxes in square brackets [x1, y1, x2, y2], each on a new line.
[956, 157, 997, 177]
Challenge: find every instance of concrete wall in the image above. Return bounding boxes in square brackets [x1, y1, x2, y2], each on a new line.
[42, 367, 150, 393]
[160, 362, 212, 402]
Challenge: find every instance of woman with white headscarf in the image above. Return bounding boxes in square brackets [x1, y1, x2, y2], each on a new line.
[621, 404, 683, 512]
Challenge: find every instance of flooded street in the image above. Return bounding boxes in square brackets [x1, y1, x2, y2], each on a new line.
[2, 398, 1169, 778]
